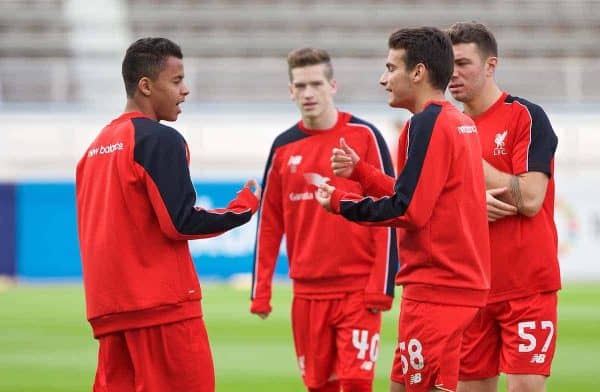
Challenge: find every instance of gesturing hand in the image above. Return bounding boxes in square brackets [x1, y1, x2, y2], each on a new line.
[331, 138, 360, 178]
[315, 183, 336, 213]
[244, 179, 262, 200]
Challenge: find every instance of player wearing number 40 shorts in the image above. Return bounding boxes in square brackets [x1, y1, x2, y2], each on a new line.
[447, 22, 560, 392]
[316, 28, 491, 392]
[251, 48, 398, 392]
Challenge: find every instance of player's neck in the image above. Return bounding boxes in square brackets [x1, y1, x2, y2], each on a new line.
[411, 89, 446, 114]
[124, 98, 157, 121]
[463, 83, 503, 118]
[302, 106, 338, 130]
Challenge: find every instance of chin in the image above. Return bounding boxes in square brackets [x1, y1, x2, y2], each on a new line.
[452, 94, 468, 104]
[164, 113, 179, 122]
[302, 111, 319, 119]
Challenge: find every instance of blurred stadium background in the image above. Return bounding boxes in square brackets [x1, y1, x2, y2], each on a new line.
[1, 0, 599, 390]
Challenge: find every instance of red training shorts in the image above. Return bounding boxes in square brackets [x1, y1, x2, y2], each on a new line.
[459, 291, 558, 380]
[291, 291, 382, 389]
[391, 298, 479, 392]
[93, 317, 214, 392]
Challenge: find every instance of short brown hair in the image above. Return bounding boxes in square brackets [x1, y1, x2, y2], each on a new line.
[447, 22, 498, 58]
[287, 48, 334, 81]
[388, 27, 454, 91]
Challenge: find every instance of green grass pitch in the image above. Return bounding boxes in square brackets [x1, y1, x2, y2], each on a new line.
[0, 282, 599, 391]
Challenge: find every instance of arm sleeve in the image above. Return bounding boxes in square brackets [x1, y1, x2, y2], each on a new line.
[350, 122, 405, 198]
[134, 125, 258, 241]
[511, 102, 558, 177]
[250, 146, 284, 313]
[330, 109, 451, 230]
[350, 160, 396, 198]
[360, 127, 398, 308]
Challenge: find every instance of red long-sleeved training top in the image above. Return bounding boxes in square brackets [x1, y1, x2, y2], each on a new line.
[330, 102, 491, 307]
[251, 112, 399, 313]
[76, 111, 258, 338]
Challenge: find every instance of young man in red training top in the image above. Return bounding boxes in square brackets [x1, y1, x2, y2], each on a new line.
[250, 48, 398, 392]
[447, 22, 560, 392]
[76, 37, 261, 392]
[316, 27, 491, 392]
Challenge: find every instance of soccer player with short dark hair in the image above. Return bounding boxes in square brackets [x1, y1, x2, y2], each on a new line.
[76, 37, 261, 391]
[447, 21, 560, 392]
[317, 27, 491, 392]
[251, 47, 398, 392]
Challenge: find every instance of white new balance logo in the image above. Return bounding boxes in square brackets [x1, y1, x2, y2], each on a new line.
[288, 155, 302, 173]
[531, 354, 546, 364]
[409, 373, 422, 384]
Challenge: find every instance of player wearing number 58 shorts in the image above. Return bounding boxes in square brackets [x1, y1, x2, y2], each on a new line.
[316, 28, 491, 392]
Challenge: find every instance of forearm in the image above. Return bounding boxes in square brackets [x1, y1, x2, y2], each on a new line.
[351, 160, 395, 198]
[482, 160, 547, 217]
[483, 159, 512, 189]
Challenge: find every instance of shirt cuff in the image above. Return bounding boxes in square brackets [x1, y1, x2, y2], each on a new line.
[330, 188, 345, 214]
[235, 187, 260, 213]
[350, 159, 370, 184]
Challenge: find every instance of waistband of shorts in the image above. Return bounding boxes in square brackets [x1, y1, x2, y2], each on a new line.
[292, 275, 369, 297]
[89, 300, 202, 338]
[402, 284, 489, 307]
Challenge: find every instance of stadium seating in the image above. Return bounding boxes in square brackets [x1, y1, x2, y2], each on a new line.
[0, 0, 599, 103]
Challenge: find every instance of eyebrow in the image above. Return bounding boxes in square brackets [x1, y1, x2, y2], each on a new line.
[293, 80, 323, 86]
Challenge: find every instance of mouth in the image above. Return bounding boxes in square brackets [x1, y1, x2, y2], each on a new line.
[448, 84, 463, 92]
[303, 102, 317, 109]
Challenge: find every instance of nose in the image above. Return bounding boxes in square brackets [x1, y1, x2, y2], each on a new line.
[451, 66, 459, 79]
[181, 82, 190, 96]
[379, 71, 388, 88]
[303, 85, 315, 99]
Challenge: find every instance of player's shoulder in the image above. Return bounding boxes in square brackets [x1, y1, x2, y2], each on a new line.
[131, 117, 185, 145]
[345, 113, 386, 141]
[346, 114, 379, 132]
[131, 117, 183, 139]
[504, 94, 549, 119]
[271, 123, 309, 150]
[410, 101, 449, 133]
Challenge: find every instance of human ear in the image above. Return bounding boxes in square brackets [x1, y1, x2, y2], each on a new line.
[138, 77, 152, 96]
[486, 57, 498, 77]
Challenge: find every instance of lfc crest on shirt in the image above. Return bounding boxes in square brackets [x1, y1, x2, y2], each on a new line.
[494, 131, 508, 156]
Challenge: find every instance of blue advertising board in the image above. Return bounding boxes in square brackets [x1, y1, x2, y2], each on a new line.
[0, 183, 16, 276]
[14, 181, 288, 280]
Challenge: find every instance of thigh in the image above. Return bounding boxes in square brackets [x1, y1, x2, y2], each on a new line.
[391, 299, 478, 392]
[459, 305, 502, 381]
[498, 292, 558, 376]
[126, 317, 215, 392]
[94, 332, 135, 392]
[335, 291, 382, 382]
[292, 296, 337, 389]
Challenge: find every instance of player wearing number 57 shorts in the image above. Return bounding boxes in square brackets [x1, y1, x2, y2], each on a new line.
[447, 22, 560, 392]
